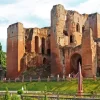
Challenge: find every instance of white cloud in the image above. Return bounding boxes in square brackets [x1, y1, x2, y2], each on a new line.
[0, 25, 7, 39]
[71, 0, 100, 14]
[0, 0, 72, 20]
[22, 21, 38, 28]
[0, 0, 72, 52]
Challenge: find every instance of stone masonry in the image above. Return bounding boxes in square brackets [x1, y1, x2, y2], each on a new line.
[7, 4, 100, 79]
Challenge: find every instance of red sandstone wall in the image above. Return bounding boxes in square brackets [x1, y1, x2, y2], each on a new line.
[50, 31, 63, 76]
[7, 23, 25, 79]
[82, 28, 96, 77]
[7, 38, 18, 78]
[65, 46, 81, 75]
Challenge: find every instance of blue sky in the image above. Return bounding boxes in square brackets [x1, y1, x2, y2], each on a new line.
[0, 0, 100, 52]
[0, 0, 17, 4]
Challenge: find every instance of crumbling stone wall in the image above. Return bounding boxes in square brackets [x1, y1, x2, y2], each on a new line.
[7, 21, 50, 79]
[7, 4, 100, 78]
[82, 28, 96, 77]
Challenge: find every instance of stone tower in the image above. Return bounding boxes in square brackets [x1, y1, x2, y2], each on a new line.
[7, 22, 25, 79]
[51, 4, 66, 46]
[51, 4, 66, 76]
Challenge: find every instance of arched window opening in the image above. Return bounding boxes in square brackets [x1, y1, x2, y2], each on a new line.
[48, 34, 50, 37]
[97, 67, 100, 76]
[47, 40, 51, 56]
[35, 36, 39, 53]
[47, 49, 51, 56]
[63, 30, 68, 36]
[25, 36, 27, 39]
[70, 35, 74, 43]
[41, 38, 45, 54]
[82, 25, 85, 33]
[76, 23, 80, 32]
[43, 58, 47, 64]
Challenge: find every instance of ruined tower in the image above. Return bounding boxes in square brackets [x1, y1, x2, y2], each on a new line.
[51, 4, 66, 76]
[7, 22, 25, 79]
[51, 4, 66, 46]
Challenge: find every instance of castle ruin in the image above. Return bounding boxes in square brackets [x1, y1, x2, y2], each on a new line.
[7, 4, 100, 79]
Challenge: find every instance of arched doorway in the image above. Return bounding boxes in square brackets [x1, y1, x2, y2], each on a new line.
[70, 53, 82, 74]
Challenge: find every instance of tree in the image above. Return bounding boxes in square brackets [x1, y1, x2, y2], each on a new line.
[0, 50, 6, 69]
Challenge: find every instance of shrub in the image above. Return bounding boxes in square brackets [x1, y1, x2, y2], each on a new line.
[23, 97, 33, 100]
[11, 94, 21, 100]
[3, 87, 11, 100]
[43, 95, 48, 100]
[23, 85, 26, 91]
[0, 97, 4, 100]
[17, 89, 23, 95]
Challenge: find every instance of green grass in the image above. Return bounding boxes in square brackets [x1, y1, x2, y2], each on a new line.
[0, 79, 100, 94]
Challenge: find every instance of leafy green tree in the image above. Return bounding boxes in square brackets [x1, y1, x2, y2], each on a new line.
[0, 42, 6, 69]
[0, 50, 6, 69]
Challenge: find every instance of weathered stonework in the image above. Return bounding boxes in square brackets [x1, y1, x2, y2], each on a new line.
[7, 4, 100, 79]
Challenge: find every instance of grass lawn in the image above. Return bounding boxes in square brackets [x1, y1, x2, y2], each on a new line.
[0, 79, 100, 94]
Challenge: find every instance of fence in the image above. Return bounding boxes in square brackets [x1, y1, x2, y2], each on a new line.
[2, 76, 100, 83]
[1, 92, 100, 100]
[20, 94, 100, 100]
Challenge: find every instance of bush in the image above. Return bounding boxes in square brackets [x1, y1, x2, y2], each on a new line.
[23, 97, 33, 100]
[0, 97, 4, 100]
[43, 95, 48, 100]
[11, 94, 21, 100]
[3, 87, 11, 100]
[17, 89, 23, 95]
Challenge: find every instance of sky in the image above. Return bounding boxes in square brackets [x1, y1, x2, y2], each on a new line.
[0, 0, 100, 52]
